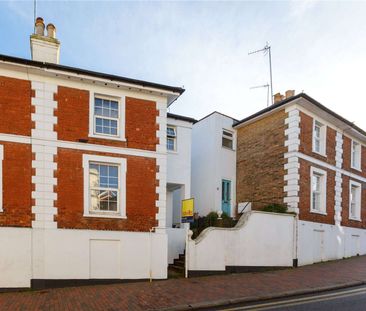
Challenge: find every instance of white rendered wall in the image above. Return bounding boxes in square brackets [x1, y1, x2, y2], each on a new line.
[0, 227, 167, 288]
[191, 113, 236, 217]
[187, 212, 295, 271]
[297, 220, 366, 266]
[167, 117, 193, 200]
[0, 228, 32, 288]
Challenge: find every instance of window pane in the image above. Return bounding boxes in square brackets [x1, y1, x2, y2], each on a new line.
[167, 138, 175, 150]
[223, 130, 233, 138]
[222, 137, 233, 149]
[100, 177, 108, 187]
[95, 98, 102, 107]
[90, 189, 99, 211]
[314, 138, 320, 153]
[313, 193, 320, 211]
[312, 174, 320, 192]
[96, 126, 103, 134]
[167, 127, 176, 137]
[109, 177, 118, 189]
[109, 166, 118, 178]
[111, 101, 118, 110]
[100, 165, 108, 177]
[111, 109, 119, 118]
[95, 107, 103, 116]
[111, 120, 118, 128]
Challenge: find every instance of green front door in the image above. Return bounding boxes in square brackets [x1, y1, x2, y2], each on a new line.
[221, 179, 231, 216]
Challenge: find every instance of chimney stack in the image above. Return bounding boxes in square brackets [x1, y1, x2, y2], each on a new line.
[34, 17, 45, 36]
[46, 23, 56, 39]
[274, 93, 284, 104]
[30, 17, 60, 64]
[285, 90, 295, 99]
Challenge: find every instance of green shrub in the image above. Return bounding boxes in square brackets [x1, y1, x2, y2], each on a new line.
[204, 211, 219, 227]
[191, 211, 237, 239]
[262, 203, 287, 214]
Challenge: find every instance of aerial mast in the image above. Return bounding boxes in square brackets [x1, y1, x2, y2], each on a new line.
[249, 43, 274, 105]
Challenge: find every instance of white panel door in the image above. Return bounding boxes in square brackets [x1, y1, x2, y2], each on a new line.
[312, 230, 324, 263]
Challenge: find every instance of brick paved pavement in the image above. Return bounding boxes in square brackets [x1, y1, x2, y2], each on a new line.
[1, 256, 366, 311]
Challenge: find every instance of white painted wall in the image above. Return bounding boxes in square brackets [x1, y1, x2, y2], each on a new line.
[187, 211, 295, 271]
[0, 228, 32, 288]
[297, 220, 366, 266]
[191, 113, 236, 217]
[167, 117, 193, 200]
[0, 227, 167, 288]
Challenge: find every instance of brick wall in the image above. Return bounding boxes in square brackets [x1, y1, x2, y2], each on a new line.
[0, 76, 32, 136]
[56, 148, 157, 231]
[0, 142, 32, 227]
[125, 97, 159, 151]
[299, 111, 336, 165]
[298, 159, 335, 225]
[236, 109, 287, 208]
[57, 86, 158, 151]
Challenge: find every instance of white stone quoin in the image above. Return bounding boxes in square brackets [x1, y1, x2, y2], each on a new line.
[284, 107, 301, 214]
[156, 101, 167, 228]
[31, 81, 58, 229]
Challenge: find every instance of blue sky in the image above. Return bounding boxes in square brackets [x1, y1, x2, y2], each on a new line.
[1, 1, 366, 126]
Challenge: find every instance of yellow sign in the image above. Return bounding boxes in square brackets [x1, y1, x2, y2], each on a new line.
[181, 198, 194, 223]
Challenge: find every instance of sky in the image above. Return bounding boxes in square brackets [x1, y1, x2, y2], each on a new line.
[0, 1, 366, 127]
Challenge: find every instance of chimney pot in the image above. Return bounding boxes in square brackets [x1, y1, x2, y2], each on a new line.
[34, 17, 45, 36]
[46, 23, 56, 39]
[274, 93, 284, 104]
[285, 90, 295, 98]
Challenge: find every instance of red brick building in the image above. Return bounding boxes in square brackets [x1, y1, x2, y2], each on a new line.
[0, 18, 184, 289]
[234, 91, 366, 265]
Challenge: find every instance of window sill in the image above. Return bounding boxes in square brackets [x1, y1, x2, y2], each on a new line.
[83, 213, 127, 219]
[351, 165, 362, 172]
[168, 150, 178, 154]
[312, 150, 327, 158]
[88, 133, 126, 142]
[349, 217, 362, 222]
[222, 146, 235, 152]
[310, 209, 327, 216]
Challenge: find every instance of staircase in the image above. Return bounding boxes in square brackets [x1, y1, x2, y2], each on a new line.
[168, 252, 185, 278]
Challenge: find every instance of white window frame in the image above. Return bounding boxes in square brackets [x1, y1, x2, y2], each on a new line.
[222, 129, 234, 150]
[312, 119, 327, 156]
[0, 145, 3, 212]
[351, 140, 362, 171]
[83, 154, 127, 219]
[167, 125, 177, 152]
[349, 180, 362, 221]
[88, 92, 126, 141]
[310, 166, 327, 215]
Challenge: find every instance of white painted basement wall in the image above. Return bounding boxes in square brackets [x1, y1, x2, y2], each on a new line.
[187, 211, 295, 271]
[0, 227, 167, 288]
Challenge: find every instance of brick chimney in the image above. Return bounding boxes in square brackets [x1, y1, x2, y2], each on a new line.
[30, 17, 60, 64]
[285, 90, 295, 98]
[274, 93, 284, 104]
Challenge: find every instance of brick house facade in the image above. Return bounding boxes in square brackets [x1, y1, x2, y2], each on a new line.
[234, 92, 366, 265]
[0, 18, 184, 289]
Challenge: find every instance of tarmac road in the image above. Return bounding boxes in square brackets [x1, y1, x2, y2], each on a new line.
[209, 284, 366, 311]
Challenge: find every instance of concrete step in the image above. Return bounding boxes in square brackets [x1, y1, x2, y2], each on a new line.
[174, 259, 185, 267]
[168, 264, 185, 273]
